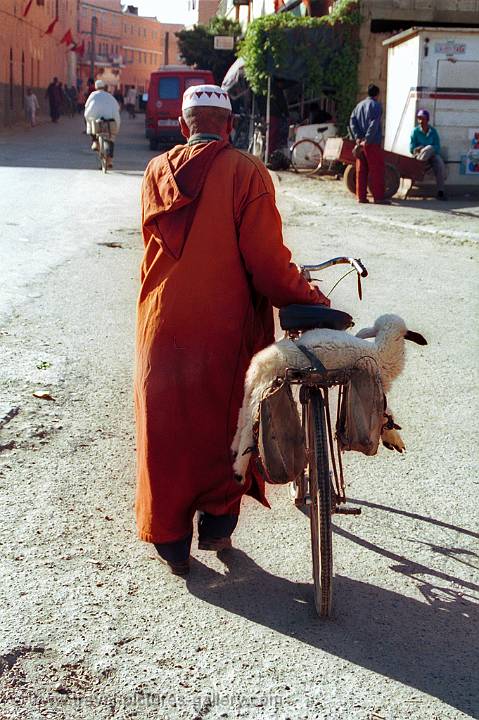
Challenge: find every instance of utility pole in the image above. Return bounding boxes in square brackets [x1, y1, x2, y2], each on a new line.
[164, 31, 169, 66]
[90, 15, 97, 79]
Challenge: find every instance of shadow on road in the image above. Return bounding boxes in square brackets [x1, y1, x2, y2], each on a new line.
[187, 516, 478, 716]
[347, 497, 479, 540]
[394, 196, 479, 216]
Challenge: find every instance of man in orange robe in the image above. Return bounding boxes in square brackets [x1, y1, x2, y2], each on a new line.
[135, 85, 329, 574]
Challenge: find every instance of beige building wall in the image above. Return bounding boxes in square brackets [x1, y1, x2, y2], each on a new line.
[78, 3, 185, 94]
[158, 24, 185, 67]
[119, 9, 164, 92]
[1, 0, 78, 125]
[186, 0, 221, 27]
[357, 0, 479, 101]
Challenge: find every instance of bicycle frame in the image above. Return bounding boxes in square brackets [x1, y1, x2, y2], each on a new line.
[286, 255, 367, 515]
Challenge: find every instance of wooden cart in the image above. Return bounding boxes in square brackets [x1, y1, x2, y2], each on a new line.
[323, 137, 426, 199]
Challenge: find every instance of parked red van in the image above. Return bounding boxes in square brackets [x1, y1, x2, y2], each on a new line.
[145, 65, 215, 150]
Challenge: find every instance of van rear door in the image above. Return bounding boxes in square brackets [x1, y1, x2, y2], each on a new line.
[157, 75, 181, 129]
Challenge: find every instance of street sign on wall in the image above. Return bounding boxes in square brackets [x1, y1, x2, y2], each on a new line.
[214, 36, 235, 51]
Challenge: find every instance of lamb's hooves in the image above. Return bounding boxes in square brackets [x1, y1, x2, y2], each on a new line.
[381, 426, 405, 453]
[383, 441, 405, 453]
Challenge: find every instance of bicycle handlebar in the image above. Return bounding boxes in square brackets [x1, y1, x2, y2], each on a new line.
[299, 257, 368, 279]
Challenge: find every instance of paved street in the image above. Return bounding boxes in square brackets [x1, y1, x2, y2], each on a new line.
[0, 116, 478, 720]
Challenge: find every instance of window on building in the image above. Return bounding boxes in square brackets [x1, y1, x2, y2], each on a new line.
[30, 56, 34, 86]
[36, 0, 45, 5]
[158, 77, 180, 100]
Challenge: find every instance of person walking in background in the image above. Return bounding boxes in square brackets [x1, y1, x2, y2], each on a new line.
[113, 87, 124, 112]
[410, 109, 447, 200]
[86, 77, 95, 99]
[45, 77, 62, 123]
[25, 88, 40, 127]
[125, 86, 137, 118]
[58, 82, 68, 116]
[67, 85, 78, 117]
[350, 84, 390, 205]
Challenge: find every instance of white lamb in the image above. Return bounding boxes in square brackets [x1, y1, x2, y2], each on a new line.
[232, 314, 427, 480]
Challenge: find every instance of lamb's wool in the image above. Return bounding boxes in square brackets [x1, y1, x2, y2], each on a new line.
[232, 314, 417, 479]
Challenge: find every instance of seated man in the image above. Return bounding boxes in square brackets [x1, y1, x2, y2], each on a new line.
[84, 79, 121, 167]
[410, 109, 446, 200]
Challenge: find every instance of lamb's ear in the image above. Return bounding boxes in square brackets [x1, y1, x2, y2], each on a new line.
[356, 326, 376, 339]
[405, 330, 427, 345]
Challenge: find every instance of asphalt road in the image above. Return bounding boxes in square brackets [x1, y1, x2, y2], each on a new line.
[0, 115, 478, 720]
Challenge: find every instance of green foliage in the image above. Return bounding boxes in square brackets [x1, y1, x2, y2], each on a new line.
[239, 3, 360, 133]
[175, 17, 241, 86]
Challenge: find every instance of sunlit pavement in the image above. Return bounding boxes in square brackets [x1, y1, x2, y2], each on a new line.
[0, 112, 153, 323]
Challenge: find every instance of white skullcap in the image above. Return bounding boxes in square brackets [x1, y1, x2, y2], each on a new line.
[95, 79, 105, 89]
[182, 84, 232, 112]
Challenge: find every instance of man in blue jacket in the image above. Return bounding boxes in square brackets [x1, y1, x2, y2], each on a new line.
[410, 109, 446, 200]
[350, 84, 389, 204]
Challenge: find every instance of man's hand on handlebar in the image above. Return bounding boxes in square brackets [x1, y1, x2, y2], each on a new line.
[309, 283, 331, 307]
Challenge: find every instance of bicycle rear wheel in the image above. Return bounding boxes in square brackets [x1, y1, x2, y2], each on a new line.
[291, 139, 323, 175]
[98, 137, 108, 173]
[307, 388, 333, 617]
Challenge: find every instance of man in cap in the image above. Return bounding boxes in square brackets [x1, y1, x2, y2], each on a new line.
[349, 84, 390, 205]
[135, 84, 330, 575]
[84, 79, 121, 166]
[410, 109, 446, 200]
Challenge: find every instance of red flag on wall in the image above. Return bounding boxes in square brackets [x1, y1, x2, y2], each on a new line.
[43, 17, 59, 36]
[60, 29, 74, 46]
[73, 40, 85, 56]
[22, 0, 34, 17]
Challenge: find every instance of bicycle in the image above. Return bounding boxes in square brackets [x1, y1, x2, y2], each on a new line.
[94, 117, 116, 174]
[279, 256, 368, 617]
[290, 124, 330, 175]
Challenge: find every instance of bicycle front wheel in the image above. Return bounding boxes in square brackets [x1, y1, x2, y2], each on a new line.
[307, 388, 333, 617]
[291, 139, 323, 175]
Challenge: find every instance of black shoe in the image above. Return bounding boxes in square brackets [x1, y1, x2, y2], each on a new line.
[157, 555, 190, 576]
[374, 199, 392, 205]
[358, 198, 369, 204]
[437, 191, 447, 200]
[198, 537, 233, 552]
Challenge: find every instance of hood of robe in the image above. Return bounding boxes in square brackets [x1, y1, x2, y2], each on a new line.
[142, 140, 230, 260]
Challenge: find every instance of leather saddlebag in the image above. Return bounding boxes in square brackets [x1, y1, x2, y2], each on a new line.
[256, 380, 306, 485]
[337, 357, 386, 456]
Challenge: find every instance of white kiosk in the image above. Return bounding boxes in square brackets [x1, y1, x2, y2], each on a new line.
[383, 27, 479, 190]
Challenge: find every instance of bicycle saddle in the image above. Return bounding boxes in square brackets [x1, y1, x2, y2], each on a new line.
[279, 305, 353, 332]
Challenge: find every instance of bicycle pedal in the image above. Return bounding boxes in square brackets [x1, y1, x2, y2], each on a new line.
[335, 506, 362, 515]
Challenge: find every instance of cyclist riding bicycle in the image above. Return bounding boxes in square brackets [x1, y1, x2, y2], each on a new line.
[84, 79, 121, 168]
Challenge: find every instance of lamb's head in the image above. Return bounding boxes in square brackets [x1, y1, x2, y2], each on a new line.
[356, 314, 427, 390]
